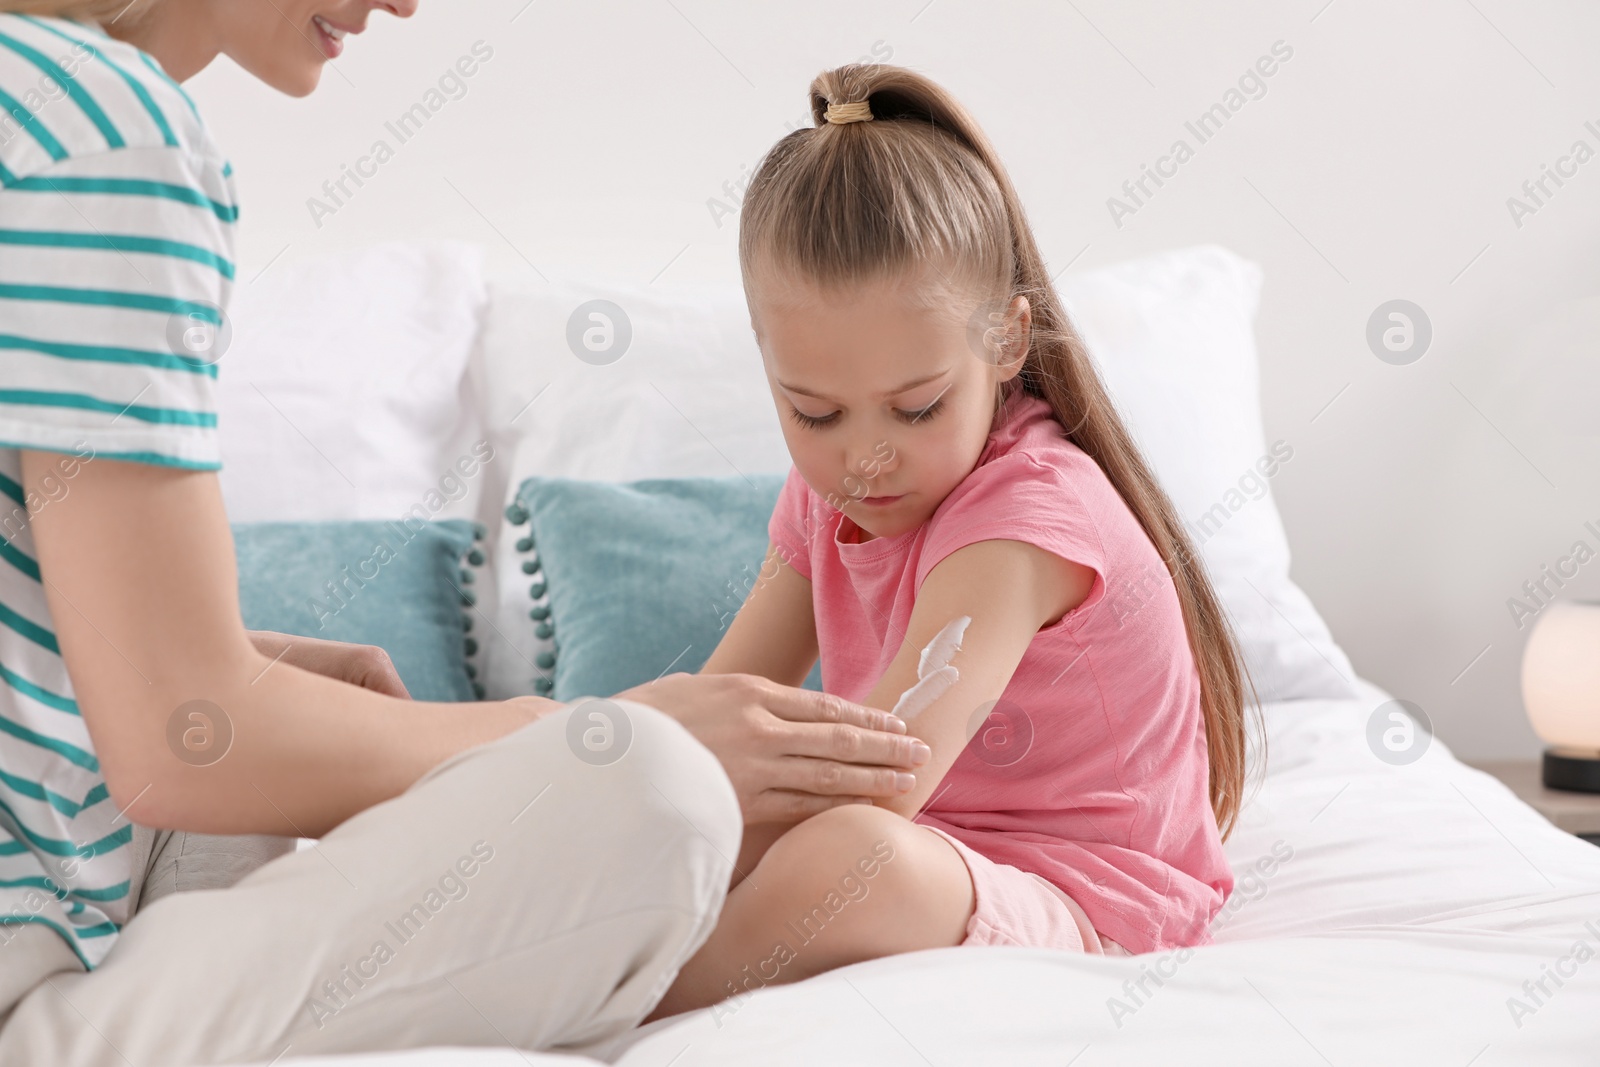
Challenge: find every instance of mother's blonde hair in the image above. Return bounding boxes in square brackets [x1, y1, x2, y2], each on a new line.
[0, 0, 150, 20]
[739, 63, 1263, 839]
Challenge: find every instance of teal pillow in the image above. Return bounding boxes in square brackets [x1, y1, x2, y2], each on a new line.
[506, 476, 825, 702]
[233, 520, 485, 703]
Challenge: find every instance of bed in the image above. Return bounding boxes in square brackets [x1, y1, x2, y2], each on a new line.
[213, 243, 1600, 1067]
[231, 676, 1600, 1066]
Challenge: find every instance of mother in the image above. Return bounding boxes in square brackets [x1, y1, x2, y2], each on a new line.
[0, 2, 930, 1062]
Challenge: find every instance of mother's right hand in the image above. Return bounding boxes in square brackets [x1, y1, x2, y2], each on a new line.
[611, 672, 931, 824]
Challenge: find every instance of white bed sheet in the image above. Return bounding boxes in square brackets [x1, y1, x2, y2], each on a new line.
[255, 677, 1600, 1067]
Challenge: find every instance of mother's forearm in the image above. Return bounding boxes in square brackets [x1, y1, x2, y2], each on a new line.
[111, 653, 560, 838]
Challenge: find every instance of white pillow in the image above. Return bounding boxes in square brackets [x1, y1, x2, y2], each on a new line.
[474, 276, 790, 700]
[473, 276, 788, 482]
[217, 241, 493, 526]
[478, 246, 1358, 705]
[1063, 245, 1358, 703]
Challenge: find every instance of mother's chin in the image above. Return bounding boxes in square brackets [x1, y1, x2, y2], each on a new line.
[105, 0, 415, 94]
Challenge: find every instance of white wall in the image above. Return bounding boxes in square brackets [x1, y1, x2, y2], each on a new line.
[187, 0, 1600, 762]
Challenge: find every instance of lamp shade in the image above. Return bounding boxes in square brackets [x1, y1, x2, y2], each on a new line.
[1522, 600, 1600, 751]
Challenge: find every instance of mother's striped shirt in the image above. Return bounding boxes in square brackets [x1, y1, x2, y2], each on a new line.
[0, 13, 234, 967]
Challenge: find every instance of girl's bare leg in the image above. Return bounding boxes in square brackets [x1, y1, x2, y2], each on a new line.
[729, 822, 790, 890]
[647, 803, 974, 1021]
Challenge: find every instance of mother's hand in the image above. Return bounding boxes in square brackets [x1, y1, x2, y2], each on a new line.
[612, 672, 931, 825]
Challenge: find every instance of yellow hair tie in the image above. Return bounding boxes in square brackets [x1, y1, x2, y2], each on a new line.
[824, 100, 874, 125]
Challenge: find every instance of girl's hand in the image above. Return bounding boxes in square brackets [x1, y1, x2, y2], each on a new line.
[612, 671, 931, 825]
[246, 631, 412, 699]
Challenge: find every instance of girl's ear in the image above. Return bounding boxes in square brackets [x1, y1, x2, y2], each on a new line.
[995, 296, 1032, 381]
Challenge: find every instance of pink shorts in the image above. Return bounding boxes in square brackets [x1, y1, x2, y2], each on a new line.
[924, 826, 1130, 956]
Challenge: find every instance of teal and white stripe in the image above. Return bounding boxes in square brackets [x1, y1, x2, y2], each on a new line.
[0, 13, 237, 966]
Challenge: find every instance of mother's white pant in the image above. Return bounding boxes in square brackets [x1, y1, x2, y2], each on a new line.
[0, 699, 740, 1065]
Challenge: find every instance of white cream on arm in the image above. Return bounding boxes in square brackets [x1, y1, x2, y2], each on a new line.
[890, 615, 972, 721]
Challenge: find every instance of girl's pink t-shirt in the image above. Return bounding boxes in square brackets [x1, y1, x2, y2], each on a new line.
[768, 388, 1233, 953]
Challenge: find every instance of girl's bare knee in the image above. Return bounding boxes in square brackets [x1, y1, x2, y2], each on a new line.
[754, 805, 973, 961]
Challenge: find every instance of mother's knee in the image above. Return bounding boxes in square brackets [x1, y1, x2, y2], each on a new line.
[577, 697, 742, 861]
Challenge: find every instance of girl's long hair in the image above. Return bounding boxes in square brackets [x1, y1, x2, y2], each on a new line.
[739, 63, 1262, 839]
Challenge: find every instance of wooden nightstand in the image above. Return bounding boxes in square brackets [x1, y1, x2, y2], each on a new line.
[1468, 760, 1600, 846]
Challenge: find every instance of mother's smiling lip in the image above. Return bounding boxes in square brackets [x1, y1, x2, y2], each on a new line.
[311, 13, 363, 59]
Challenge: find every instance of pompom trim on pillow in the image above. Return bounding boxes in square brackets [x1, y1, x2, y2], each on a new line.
[459, 522, 489, 699]
[505, 502, 556, 696]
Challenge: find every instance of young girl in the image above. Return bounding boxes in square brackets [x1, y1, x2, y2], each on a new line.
[647, 63, 1258, 1020]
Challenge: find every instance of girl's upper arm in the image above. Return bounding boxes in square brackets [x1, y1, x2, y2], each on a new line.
[699, 543, 819, 688]
[864, 538, 1096, 818]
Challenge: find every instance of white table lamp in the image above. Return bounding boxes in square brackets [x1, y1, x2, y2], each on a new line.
[1522, 599, 1600, 793]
